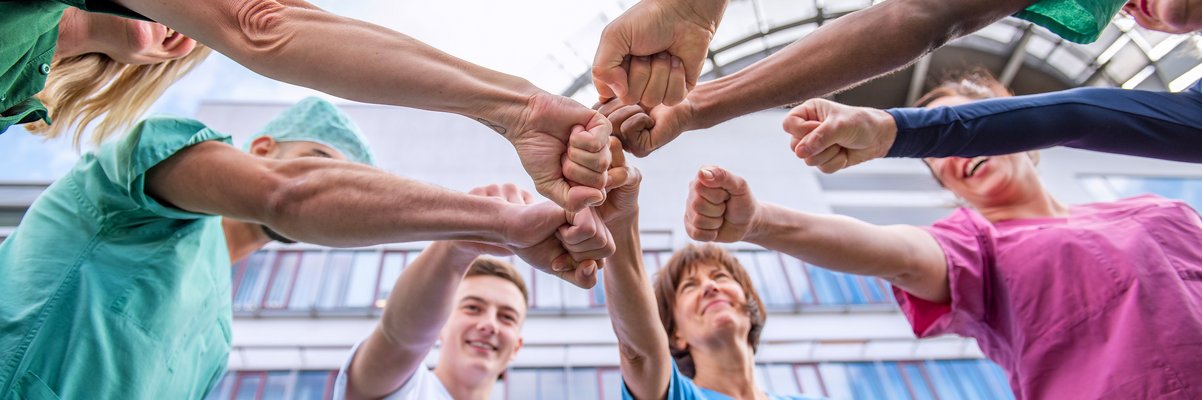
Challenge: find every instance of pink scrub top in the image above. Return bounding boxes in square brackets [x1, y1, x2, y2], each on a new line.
[894, 195, 1202, 399]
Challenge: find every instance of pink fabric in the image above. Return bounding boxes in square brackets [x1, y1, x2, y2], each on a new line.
[894, 195, 1202, 399]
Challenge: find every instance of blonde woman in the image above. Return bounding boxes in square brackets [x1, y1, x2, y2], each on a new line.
[4, 0, 617, 213]
[3, 4, 209, 145]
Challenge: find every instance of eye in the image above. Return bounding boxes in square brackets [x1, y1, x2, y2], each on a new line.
[463, 304, 482, 313]
[713, 271, 731, 280]
[500, 313, 518, 324]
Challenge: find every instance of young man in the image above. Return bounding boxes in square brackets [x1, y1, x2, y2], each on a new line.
[0, 97, 609, 399]
[335, 193, 533, 400]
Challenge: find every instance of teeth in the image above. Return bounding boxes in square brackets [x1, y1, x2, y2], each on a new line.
[467, 341, 495, 350]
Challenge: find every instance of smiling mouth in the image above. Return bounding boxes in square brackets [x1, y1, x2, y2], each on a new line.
[466, 340, 497, 352]
[701, 300, 732, 315]
[965, 158, 989, 178]
[1139, 0, 1153, 18]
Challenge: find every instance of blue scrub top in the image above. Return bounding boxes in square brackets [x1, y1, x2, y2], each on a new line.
[621, 362, 827, 400]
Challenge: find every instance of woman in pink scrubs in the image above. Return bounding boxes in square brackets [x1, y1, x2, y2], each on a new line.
[677, 73, 1202, 399]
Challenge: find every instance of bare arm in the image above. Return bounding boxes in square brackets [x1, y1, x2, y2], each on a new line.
[748, 203, 949, 302]
[686, 0, 1035, 130]
[115, 0, 532, 129]
[605, 222, 673, 400]
[145, 141, 552, 248]
[345, 241, 484, 400]
[684, 166, 949, 303]
[115, 0, 612, 212]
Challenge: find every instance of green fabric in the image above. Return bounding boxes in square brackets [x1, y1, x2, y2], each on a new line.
[1015, 0, 1127, 44]
[0, 116, 233, 399]
[248, 97, 376, 165]
[0, 0, 144, 134]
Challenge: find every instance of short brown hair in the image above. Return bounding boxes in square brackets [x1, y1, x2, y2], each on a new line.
[465, 256, 529, 306]
[652, 243, 766, 378]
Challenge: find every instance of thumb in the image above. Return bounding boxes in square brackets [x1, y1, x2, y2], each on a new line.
[696, 166, 749, 196]
[796, 121, 841, 159]
[592, 30, 632, 101]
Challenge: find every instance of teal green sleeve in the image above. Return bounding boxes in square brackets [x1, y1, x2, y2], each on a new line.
[92, 116, 232, 221]
[1014, 0, 1126, 44]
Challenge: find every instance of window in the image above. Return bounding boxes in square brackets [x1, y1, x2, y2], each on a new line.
[1080, 175, 1202, 210]
[206, 360, 1013, 400]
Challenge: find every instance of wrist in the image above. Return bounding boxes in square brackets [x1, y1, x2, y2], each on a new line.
[742, 202, 773, 244]
[869, 108, 898, 158]
[658, 0, 728, 29]
[467, 77, 542, 140]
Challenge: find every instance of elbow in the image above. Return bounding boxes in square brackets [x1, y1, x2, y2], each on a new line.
[228, 0, 296, 59]
[258, 163, 316, 228]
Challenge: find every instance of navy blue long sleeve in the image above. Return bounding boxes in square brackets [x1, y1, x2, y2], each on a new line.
[885, 79, 1202, 163]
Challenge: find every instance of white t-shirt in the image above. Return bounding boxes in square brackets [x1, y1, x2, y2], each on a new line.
[332, 341, 453, 400]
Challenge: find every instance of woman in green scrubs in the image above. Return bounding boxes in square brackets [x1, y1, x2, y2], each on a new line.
[1, 1, 206, 143]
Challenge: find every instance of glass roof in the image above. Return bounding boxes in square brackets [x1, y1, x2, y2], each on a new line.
[3, 0, 1201, 181]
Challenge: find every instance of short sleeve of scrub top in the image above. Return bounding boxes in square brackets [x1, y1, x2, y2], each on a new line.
[892, 208, 998, 339]
[620, 362, 827, 400]
[1014, 0, 1127, 44]
[332, 341, 453, 400]
[87, 116, 230, 221]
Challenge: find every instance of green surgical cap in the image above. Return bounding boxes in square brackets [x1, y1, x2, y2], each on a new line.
[246, 97, 375, 165]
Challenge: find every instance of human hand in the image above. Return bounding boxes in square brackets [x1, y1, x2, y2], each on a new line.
[785, 98, 897, 174]
[591, 137, 642, 227]
[477, 183, 606, 288]
[596, 97, 695, 158]
[684, 166, 758, 243]
[593, 0, 728, 107]
[505, 93, 614, 213]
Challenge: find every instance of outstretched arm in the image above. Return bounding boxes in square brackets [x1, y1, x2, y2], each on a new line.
[607, 0, 1035, 157]
[115, 0, 611, 211]
[146, 140, 551, 248]
[684, 165, 950, 303]
[560, 138, 672, 399]
[344, 241, 496, 399]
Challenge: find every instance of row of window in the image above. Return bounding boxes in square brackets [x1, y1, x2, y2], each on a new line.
[206, 359, 1012, 400]
[230, 247, 897, 315]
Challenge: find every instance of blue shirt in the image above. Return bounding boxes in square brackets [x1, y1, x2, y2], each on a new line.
[621, 363, 826, 400]
[885, 79, 1202, 163]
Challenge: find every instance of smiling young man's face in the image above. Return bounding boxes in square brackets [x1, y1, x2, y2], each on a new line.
[1124, 0, 1202, 33]
[438, 275, 526, 382]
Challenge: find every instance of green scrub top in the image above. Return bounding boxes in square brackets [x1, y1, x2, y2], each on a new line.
[0, 116, 234, 399]
[0, 0, 143, 133]
[1016, 0, 1127, 44]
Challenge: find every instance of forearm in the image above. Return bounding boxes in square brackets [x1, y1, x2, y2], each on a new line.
[686, 0, 1024, 130]
[605, 220, 671, 399]
[120, 0, 538, 131]
[350, 242, 478, 399]
[746, 203, 946, 299]
[257, 159, 514, 247]
[887, 86, 1202, 163]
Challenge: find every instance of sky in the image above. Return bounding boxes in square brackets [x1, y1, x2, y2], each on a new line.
[0, 0, 629, 182]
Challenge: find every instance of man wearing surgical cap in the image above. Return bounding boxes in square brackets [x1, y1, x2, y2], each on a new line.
[0, 98, 611, 399]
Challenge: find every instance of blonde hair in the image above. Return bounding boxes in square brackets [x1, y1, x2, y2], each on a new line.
[25, 45, 212, 148]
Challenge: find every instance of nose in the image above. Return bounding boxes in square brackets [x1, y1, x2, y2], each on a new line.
[701, 279, 720, 297]
[474, 315, 498, 335]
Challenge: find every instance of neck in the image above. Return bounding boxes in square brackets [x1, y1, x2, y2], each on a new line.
[976, 184, 1069, 223]
[221, 219, 271, 264]
[433, 367, 495, 400]
[689, 337, 763, 400]
[54, 8, 98, 60]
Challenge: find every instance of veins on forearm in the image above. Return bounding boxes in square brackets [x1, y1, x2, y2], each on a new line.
[476, 118, 507, 135]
